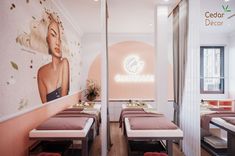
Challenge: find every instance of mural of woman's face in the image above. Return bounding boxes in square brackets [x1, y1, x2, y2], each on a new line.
[47, 21, 62, 58]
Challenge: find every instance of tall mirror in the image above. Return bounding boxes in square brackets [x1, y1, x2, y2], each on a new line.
[200, 0, 235, 155]
[59, 0, 103, 155]
[87, 0, 183, 155]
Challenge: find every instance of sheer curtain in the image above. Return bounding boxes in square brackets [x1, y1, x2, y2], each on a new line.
[172, 5, 180, 126]
[172, 0, 200, 155]
[172, 0, 187, 129]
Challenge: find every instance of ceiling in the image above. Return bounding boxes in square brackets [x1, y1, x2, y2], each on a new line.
[57, 0, 235, 35]
[56, 0, 176, 34]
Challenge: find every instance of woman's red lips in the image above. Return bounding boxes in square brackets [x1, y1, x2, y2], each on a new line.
[55, 47, 60, 53]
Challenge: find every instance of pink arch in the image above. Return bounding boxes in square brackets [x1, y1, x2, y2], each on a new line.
[88, 41, 173, 100]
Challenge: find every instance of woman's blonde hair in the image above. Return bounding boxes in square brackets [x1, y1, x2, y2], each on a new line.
[16, 9, 69, 56]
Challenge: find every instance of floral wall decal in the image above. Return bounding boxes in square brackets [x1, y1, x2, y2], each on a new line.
[10, 61, 19, 70]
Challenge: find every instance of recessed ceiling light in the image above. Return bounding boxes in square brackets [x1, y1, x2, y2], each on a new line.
[149, 23, 153, 26]
[94, 0, 99, 2]
[224, 0, 230, 2]
[164, 0, 169, 2]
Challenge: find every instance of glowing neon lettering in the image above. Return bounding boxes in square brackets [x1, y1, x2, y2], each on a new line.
[115, 55, 154, 83]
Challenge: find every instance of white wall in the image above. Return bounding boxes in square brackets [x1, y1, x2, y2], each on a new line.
[80, 34, 101, 90]
[199, 0, 235, 100]
[228, 32, 235, 99]
[155, 6, 171, 118]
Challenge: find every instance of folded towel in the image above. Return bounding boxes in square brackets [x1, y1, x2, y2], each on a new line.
[143, 108, 163, 115]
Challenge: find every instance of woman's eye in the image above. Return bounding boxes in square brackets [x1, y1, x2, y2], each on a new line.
[51, 33, 55, 37]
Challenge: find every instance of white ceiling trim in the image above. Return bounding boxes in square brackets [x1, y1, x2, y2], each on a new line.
[51, 0, 84, 37]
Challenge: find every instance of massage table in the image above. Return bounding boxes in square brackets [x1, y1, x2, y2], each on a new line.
[210, 117, 235, 156]
[56, 108, 101, 136]
[124, 118, 183, 156]
[29, 117, 94, 156]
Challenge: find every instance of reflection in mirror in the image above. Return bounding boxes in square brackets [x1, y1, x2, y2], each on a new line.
[200, 0, 235, 155]
[87, 0, 183, 155]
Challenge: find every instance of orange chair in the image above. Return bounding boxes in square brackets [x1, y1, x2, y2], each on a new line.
[219, 101, 232, 106]
[144, 152, 168, 156]
[207, 100, 218, 106]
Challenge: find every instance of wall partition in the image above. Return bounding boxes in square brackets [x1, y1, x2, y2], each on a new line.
[179, 0, 201, 155]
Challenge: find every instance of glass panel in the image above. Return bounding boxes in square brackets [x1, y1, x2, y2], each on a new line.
[202, 78, 223, 92]
[203, 48, 221, 78]
[200, 47, 224, 93]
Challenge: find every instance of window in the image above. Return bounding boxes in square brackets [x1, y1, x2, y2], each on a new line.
[200, 46, 224, 94]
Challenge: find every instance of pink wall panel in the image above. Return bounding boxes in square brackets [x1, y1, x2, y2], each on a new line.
[0, 93, 79, 156]
[88, 41, 174, 99]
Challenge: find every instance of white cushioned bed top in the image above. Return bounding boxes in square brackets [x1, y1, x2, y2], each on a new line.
[29, 118, 93, 138]
[125, 118, 183, 138]
[211, 117, 235, 132]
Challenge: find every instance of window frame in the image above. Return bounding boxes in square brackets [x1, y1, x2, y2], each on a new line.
[200, 46, 225, 94]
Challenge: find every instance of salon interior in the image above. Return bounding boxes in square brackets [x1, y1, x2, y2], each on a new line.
[0, 0, 235, 156]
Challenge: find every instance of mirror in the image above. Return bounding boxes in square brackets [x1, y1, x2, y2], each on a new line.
[200, 0, 235, 155]
[87, 0, 175, 155]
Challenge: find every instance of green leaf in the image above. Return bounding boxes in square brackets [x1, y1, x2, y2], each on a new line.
[10, 61, 18, 70]
[222, 5, 225, 10]
[222, 5, 232, 13]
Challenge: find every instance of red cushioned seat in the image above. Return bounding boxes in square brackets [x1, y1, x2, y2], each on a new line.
[37, 152, 61, 156]
[144, 152, 168, 156]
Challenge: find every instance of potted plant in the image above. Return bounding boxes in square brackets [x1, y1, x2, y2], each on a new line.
[85, 80, 100, 101]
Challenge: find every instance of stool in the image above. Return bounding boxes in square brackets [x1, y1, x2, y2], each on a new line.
[37, 152, 61, 156]
[144, 152, 168, 156]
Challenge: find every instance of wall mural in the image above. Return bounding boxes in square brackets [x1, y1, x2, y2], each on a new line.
[0, 0, 82, 118]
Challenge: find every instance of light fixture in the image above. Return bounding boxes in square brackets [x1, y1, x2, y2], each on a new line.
[224, 0, 230, 2]
[94, 0, 99, 2]
[164, 0, 169, 2]
[149, 23, 153, 27]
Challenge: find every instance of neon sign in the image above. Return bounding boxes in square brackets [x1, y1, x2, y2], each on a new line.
[123, 55, 144, 74]
[115, 55, 154, 83]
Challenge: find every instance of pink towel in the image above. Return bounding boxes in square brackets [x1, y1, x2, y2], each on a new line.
[36, 117, 88, 130]
[119, 108, 163, 128]
[201, 112, 235, 130]
[129, 117, 178, 130]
